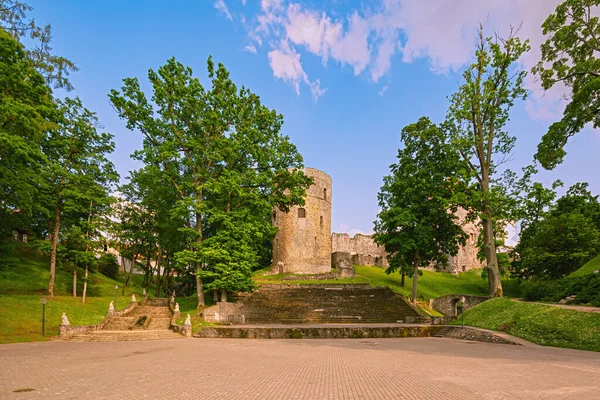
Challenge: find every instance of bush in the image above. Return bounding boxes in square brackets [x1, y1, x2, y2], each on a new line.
[519, 274, 600, 306]
[97, 253, 119, 279]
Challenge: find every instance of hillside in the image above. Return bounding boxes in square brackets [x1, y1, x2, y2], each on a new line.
[0, 245, 150, 343]
[569, 254, 600, 278]
[453, 298, 600, 352]
[254, 265, 514, 301]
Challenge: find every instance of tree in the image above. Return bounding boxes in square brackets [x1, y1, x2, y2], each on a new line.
[0, 0, 78, 90]
[374, 117, 468, 306]
[110, 57, 311, 306]
[0, 27, 56, 256]
[513, 183, 600, 279]
[446, 26, 529, 297]
[532, 0, 600, 169]
[45, 97, 118, 298]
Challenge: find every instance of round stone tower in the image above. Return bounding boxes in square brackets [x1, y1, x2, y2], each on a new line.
[272, 168, 332, 274]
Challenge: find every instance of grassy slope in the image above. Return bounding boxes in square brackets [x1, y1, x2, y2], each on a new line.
[569, 254, 600, 278]
[0, 246, 150, 343]
[452, 298, 600, 352]
[255, 266, 502, 301]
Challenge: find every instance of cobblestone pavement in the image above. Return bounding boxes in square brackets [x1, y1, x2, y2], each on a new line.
[1, 337, 599, 399]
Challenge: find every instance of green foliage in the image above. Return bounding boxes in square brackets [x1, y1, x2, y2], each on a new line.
[569, 254, 600, 277]
[97, 253, 119, 280]
[110, 57, 312, 298]
[0, 27, 56, 248]
[520, 274, 600, 306]
[0, 0, 78, 90]
[452, 297, 600, 351]
[374, 117, 469, 302]
[513, 183, 600, 279]
[445, 26, 530, 297]
[532, 0, 600, 169]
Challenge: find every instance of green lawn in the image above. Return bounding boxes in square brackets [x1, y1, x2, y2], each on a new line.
[255, 265, 498, 301]
[0, 245, 152, 343]
[452, 298, 600, 352]
[569, 254, 600, 278]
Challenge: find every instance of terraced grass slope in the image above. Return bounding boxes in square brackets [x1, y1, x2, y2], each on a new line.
[255, 266, 495, 301]
[453, 298, 600, 352]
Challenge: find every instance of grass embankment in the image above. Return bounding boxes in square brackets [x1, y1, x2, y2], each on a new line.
[0, 246, 151, 344]
[255, 265, 511, 301]
[569, 254, 600, 278]
[453, 298, 600, 352]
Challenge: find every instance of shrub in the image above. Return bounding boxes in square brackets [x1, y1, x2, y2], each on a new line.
[97, 253, 119, 279]
[519, 274, 600, 306]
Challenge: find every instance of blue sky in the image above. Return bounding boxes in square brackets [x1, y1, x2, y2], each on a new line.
[29, 0, 599, 239]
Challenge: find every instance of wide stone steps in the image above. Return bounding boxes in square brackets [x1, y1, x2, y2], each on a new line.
[147, 317, 172, 330]
[242, 285, 419, 324]
[67, 330, 183, 342]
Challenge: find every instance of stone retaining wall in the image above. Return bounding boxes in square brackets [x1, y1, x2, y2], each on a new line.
[431, 294, 490, 316]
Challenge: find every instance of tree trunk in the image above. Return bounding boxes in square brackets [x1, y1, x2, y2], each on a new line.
[72, 258, 77, 297]
[221, 290, 227, 302]
[213, 289, 219, 303]
[412, 258, 419, 306]
[155, 247, 162, 298]
[48, 195, 62, 299]
[401, 271, 405, 288]
[81, 264, 89, 304]
[482, 212, 503, 297]
[195, 197, 205, 307]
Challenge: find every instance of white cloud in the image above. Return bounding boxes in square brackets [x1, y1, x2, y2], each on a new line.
[242, 0, 572, 116]
[214, 0, 232, 21]
[241, 0, 247, 5]
[378, 85, 389, 96]
[310, 79, 326, 101]
[244, 44, 257, 53]
[268, 40, 307, 94]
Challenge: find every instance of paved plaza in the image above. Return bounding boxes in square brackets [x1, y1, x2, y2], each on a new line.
[1, 337, 599, 399]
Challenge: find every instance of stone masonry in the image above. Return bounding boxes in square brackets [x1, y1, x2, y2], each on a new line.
[272, 167, 483, 274]
[331, 232, 388, 267]
[272, 168, 332, 274]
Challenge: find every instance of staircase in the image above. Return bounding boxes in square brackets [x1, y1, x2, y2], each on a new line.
[433, 326, 453, 338]
[242, 284, 420, 324]
[66, 299, 183, 342]
[67, 330, 183, 342]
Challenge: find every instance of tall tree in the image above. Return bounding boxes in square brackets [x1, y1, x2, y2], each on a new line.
[0, 27, 55, 255]
[446, 26, 529, 297]
[513, 183, 600, 279]
[374, 117, 468, 306]
[110, 57, 311, 306]
[0, 0, 78, 90]
[45, 97, 118, 298]
[533, 0, 600, 169]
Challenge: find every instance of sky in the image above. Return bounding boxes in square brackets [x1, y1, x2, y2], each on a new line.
[29, 0, 599, 242]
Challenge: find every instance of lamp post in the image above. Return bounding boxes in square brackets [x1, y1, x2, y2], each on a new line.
[40, 297, 46, 336]
[461, 296, 466, 329]
[114, 285, 118, 309]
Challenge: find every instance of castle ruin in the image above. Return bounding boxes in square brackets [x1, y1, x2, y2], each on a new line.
[272, 167, 483, 275]
[272, 168, 332, 274]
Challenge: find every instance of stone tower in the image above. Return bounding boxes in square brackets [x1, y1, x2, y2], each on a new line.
[272, 167, 332, 274]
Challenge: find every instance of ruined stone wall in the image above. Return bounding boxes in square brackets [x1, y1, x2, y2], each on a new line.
[272, 168, 332, 274]
[436, 208, 485, 273]
[331, 233, 388, 267]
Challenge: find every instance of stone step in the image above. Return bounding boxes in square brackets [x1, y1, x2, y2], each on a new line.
[240, 286, 419, 325]
[147, 317, 172, 330]
[68, 330, 183, 342]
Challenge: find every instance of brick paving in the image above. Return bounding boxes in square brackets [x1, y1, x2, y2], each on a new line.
[1, 337, 599, 399]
